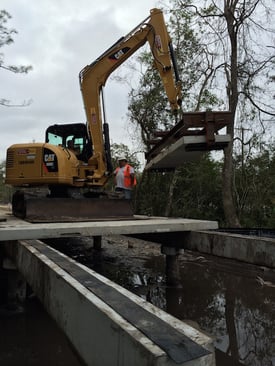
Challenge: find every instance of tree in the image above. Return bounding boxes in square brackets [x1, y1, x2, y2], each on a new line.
[110, 143, 141, 172]
[128, 1, 275, 226]
[175, 0, 275, 226]
[0, 9, 32, 106]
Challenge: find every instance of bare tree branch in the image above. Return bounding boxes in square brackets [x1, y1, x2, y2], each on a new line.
[0, 64, 32, 73]
[240, 91, 275, 116]
[0, 98, 32, 107]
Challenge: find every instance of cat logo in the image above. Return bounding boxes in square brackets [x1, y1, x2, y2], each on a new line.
[109, 47, 130, 62]
[44, 153, 55, 162]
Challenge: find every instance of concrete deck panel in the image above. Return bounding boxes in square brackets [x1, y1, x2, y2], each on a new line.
[145, 135, 231, 170]
[0, 208, 218, 241]
[5, 239, 215, 366]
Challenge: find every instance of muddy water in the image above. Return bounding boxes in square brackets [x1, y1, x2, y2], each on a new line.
[1, 235, 275, 366]
[55, 235, 275, 366]
[0, 296, 84, 366]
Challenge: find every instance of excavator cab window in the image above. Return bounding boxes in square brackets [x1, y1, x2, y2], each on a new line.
[47, 132, 63, 146]
[65, 136, 81, 155]
[73, 137, 82, 154]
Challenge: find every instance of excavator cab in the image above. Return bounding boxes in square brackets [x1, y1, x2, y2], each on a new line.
[45, 123, 93, 162]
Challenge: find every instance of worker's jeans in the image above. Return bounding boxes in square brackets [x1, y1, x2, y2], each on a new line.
[115, 187, 132, 200]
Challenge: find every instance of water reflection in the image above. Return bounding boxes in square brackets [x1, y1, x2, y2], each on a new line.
[146, 254, 275, 366]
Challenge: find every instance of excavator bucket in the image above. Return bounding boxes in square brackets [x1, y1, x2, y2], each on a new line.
[12, 192, 134, 223]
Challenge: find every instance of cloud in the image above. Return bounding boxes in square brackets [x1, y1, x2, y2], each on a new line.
[0, 0, 162, 161]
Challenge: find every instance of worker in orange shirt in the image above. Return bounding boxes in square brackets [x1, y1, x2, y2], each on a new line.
[114, 156, 136, 199]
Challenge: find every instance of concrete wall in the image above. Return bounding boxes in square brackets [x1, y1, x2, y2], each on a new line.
[183, 231, 275, 268]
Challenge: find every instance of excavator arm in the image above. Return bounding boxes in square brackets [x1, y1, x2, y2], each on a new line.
[79, 8, 182, 182]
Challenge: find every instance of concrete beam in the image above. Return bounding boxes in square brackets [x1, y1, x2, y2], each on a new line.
[5, 239, 215, 366]
[145, 135, 231, 171]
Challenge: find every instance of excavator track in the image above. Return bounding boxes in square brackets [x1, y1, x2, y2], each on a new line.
[12, 191, 134, 223]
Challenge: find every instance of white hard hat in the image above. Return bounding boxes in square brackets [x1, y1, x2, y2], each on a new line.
[118, 156, 127, 161]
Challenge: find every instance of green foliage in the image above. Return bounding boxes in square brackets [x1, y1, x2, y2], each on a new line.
[0, 160, 13, 203]
[135, 170, 174, 216]
[136, 155, 225, 223]
[200, 4, 218, 15]
[199, 89, 222, 110]
[110, 143, 141, 172]
[170, 155, 224, 221]
[136, 146, 275, 228]
[234, 145, 275, 227]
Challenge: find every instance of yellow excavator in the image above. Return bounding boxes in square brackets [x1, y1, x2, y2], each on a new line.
[5, 8, 182, 222]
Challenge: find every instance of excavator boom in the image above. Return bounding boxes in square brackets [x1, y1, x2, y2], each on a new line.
[79, 8, 182, 186]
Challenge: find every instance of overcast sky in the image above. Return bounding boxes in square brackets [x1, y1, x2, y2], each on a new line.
[0, 0, 169, 162]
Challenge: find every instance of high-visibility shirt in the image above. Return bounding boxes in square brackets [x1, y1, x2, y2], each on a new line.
[115, 164, 137, 189]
